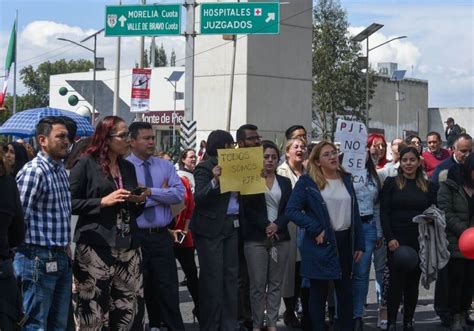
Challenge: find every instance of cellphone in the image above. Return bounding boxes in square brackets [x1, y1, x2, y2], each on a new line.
[131, 187, 147, 195]
[176, 231, 186, 244]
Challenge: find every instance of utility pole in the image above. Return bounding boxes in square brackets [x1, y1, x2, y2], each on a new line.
[225, 35, 237, 132]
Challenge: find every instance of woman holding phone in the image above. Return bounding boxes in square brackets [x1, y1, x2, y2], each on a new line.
[172, 174, 200, 321]
[69, 116, 147, 330]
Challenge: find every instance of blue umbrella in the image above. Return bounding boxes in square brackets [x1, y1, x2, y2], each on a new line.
[0, 107, 94, 137]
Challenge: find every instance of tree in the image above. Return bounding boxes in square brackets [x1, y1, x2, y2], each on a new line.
[136, 49, 150, 68]
[150, 43, 168, 67]
[170, 49, 176, 67]
[312, 0, 376, 141]
[2, 58, 93, 115]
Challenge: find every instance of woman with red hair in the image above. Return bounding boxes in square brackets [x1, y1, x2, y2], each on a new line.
[70, 116, 147, 330]
[368, 133, 388, 170]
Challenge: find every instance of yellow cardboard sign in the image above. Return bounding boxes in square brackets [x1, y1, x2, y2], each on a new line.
[217, 146, 266, 195]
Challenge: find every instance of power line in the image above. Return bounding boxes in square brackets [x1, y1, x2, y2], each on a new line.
[13, 3, 316, 87]
[0, 44, 76, 72]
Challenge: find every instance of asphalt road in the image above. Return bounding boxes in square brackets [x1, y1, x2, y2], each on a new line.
[164, 260, 474, 331]
[69, 217, 472, 330]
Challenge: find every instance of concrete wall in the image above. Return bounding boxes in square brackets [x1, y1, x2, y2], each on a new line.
[369, 76, 428, 141]
[428, 107, 474, 140]
[193, 0, 313, 144]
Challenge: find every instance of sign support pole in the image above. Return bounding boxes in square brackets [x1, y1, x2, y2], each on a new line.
[184, 0, 196, 122]
[113, 0, 122, 116]
[136, 0, 146, 121]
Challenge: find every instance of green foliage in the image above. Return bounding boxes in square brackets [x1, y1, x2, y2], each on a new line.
[170, 49, 177, 67]
[150, 43, 168, 67]
[20, 59, 94, 107]
[312, 0, 376, 141]
[136, 49, 150, 68]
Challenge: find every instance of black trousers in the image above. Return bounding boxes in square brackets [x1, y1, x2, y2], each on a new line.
[174, 246, 199, 315]
[309, 230, 353, 331]
[238, 234, 252, 323]
[434, 265, 451, 320]
[194, 216, 239, 331]
[447, 257, 474, 314]
[0, 259, 22, 331]
[138, 229, 185, 331]
[387, 251, 421, 324]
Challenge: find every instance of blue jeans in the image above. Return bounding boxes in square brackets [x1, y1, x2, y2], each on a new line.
[13, 245, 72, 331]
[352, 222, 377, 318]
[373, 238, 387, 304]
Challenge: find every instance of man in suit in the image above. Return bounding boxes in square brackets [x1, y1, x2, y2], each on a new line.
[235, 124, 263, 330]
[190, 130, 240, 331]
[127, 122, 185, 331]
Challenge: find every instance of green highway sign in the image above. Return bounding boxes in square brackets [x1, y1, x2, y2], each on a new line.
[105, 4, 181, 36]
[200, 2, 280, 35]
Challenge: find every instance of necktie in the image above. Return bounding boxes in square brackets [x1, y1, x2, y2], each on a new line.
[143, 160, 156, 222]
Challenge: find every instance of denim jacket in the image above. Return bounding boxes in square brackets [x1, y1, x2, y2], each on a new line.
[354, 174, 382, 238]
[285, 174, 365, 280]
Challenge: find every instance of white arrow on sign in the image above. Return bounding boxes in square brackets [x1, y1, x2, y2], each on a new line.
[265, 12, 275, 23]
[119, 15, 127, 27]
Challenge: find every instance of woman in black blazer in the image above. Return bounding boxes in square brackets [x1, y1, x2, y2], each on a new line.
[189, 130, 239, 331]
[69, 116, 147, 330]
[241, 140, 292, 331]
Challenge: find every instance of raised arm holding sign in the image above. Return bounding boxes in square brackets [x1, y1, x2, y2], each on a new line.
[218, 146, 266, 195]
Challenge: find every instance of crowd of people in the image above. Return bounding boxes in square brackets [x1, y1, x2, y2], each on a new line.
[0, 115, 473, 331]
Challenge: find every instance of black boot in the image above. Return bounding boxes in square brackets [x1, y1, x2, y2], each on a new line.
[353, 317, 364, 331]
[403, 319, 414, 331]
[387, 321, 397, 331]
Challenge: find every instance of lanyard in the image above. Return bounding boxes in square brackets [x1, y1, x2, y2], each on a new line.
[113, 175, 123, 189]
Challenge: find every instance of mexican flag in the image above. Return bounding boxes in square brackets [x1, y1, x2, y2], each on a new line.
[0, 21, 16, 108]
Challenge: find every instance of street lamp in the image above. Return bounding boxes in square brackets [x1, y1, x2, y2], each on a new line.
[352, 25, 407, 129]
[57, 28, 104, 125]
[165, 71, 184, 148]
[352, 23, 383, 127]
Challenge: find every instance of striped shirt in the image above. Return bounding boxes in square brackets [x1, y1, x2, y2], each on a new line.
[16, 152, 72, 247]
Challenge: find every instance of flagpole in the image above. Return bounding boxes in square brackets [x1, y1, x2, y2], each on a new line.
[13, 10, 17, 115]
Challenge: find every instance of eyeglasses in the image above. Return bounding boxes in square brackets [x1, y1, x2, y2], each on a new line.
[320, 150, 338, 159]
[109, 132, 130, 140]
[244, 135, 262, 141]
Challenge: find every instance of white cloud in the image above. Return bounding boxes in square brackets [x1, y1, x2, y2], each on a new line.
[344, 2, 474, 107]
[1, 20, 185, 95]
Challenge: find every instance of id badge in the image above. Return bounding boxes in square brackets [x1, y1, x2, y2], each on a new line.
[45, 260, 58, 274]
[233, 219, 240, 228]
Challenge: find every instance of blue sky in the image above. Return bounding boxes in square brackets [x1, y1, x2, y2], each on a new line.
[1, 0, 473, 107]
